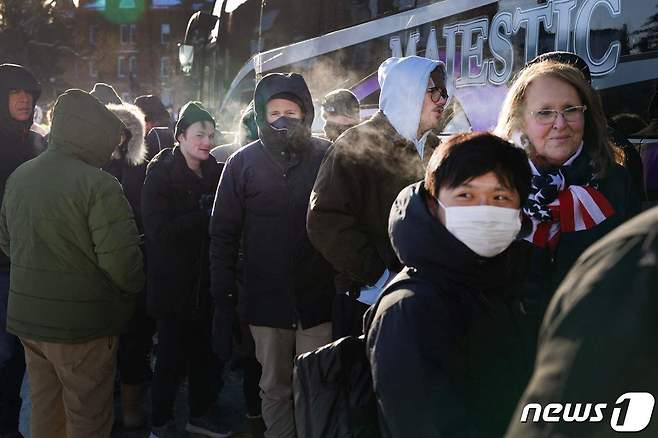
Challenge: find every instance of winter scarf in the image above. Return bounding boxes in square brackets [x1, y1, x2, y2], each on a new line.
[523, 144, 615, 250]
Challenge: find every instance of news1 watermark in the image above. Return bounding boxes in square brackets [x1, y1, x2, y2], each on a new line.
[520, 392, 655, 432]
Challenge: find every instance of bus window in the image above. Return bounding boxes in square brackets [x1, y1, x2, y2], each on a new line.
[218, 69, 256, 133]
[598, 2, 658, 133]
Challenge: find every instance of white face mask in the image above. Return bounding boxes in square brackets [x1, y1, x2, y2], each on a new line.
[438, 201, 522, 258]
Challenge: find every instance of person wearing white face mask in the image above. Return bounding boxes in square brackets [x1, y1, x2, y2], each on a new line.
[364, 132, 534, 438]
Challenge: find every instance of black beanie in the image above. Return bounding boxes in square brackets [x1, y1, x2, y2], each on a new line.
[134, 94, 169, 123]
[321, 89, 360, 120]
[175, 101, 215, 139]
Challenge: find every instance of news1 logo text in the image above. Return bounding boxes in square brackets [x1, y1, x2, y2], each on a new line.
[520, 392, 655, 432]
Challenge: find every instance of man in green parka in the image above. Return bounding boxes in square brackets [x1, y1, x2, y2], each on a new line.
[0, 89, 144, 438]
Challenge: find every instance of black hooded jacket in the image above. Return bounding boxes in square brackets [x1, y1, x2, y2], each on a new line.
[141, 147, 222, 319]
[209, 73, 335, 331]
[365, 182, 533, 438]
[0, 64, 43, 272]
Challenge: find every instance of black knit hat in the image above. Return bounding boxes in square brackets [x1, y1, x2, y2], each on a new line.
[175, 101, 215, 139]
[134, 94, 169, 123]
[321, 89, 359, 120]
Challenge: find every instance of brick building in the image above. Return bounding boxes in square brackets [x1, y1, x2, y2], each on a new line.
[61, 0, 213, 111]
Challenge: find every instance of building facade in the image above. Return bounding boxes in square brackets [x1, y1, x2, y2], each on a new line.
[62, 0, 213, 111]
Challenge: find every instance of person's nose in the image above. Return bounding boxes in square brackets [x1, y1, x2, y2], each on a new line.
[552, 112, 568, 129]
[476, 195, 489, 205]
[17, 91, 30, 103]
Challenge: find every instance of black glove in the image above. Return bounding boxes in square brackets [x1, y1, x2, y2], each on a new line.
[199, 194, 214, 216]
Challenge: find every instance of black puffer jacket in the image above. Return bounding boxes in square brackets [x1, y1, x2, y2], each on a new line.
[0, 64, 43, 272]
[507, 206, 658, 438]
[366, 182, 532, 438]
[307, 111, 439, 293]
[209, 73, 335, 331]
[142, 147, 222, 319]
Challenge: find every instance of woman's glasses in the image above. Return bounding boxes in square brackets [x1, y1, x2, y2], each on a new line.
[530, 105, 587, 125]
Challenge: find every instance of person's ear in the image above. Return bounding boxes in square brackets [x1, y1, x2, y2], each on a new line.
[423, 191, 439, 219]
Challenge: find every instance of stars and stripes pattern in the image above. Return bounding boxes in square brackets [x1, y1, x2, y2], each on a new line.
[524, 185, 615, 250]
[522, 146, 615, 250]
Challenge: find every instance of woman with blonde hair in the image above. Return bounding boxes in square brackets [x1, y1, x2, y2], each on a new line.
[495, 59, 640, 327]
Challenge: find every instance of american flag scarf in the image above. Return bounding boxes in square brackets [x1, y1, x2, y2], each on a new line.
[523, 145, 615, 250]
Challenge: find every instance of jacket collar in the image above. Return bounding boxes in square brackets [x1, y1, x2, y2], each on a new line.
[371, 111, 439, 164]
[171, 146, 219, 189]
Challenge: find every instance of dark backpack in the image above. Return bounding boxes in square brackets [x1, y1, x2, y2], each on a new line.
[293, 269, 425, 438]
[293, 334, 380, 438]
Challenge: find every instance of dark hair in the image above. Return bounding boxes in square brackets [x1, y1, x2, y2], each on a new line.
[429, 65, 446, 88]
[610, 112, 647, 136]
[425, 132, 531, 202]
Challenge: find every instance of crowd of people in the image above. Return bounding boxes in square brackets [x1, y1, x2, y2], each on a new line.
[0, 49, 656, 438]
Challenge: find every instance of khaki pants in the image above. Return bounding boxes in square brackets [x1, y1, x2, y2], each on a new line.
[250, 322, 332, 438]
[21, 336, 118, 438]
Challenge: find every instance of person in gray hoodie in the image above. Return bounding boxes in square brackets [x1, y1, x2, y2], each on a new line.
[307, 56, 448, 339]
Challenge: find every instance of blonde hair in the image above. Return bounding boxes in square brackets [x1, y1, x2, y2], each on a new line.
[494, 60, 621, 177]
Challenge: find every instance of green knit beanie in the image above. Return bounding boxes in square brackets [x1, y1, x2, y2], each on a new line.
[175, 101, 215, 139]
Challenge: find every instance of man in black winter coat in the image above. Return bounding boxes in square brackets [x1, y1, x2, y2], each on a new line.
[210, 73, 335, 438]
[366, 133, 534, 437]
[0, 63, 43, 438]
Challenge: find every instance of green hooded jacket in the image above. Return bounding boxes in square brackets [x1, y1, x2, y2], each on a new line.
[0, 89, 145, 343]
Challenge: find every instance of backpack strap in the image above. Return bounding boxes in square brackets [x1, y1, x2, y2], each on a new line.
[362, 266, 434, 334]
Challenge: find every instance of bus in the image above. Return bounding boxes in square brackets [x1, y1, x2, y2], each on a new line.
[181, 0, 658, 199]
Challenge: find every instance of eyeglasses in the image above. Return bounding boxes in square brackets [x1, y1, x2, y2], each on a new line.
[426, 87, 449, 103]
[530, 105, 587, 125]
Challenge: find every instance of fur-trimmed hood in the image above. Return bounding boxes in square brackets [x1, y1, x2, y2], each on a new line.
[107, 103, 147, 166]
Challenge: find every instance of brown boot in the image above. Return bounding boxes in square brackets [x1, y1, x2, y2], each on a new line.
[246, 414, 265, 438]
[121, 384, 144, 429]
